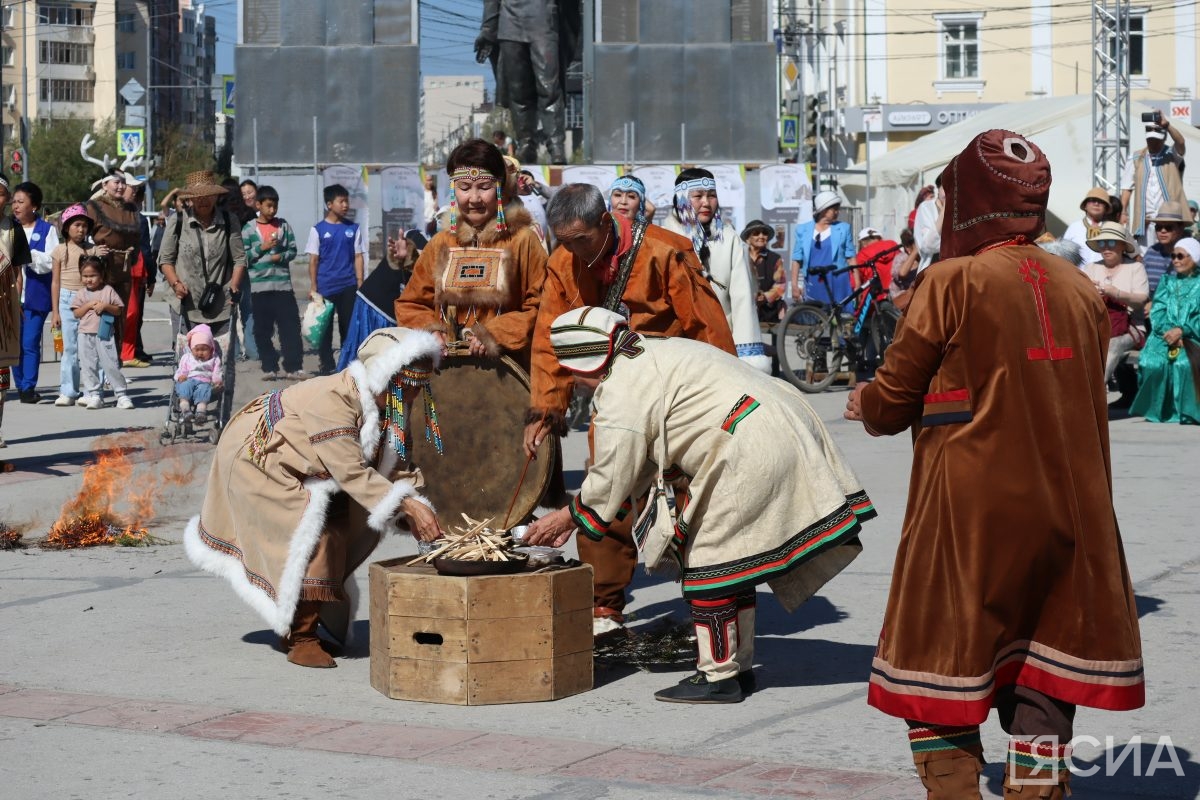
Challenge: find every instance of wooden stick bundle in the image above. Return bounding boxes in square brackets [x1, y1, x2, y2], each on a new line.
[408, 514, 517, 564]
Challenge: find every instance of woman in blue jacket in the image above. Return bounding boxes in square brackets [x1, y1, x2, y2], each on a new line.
[790, 190, 856, 312]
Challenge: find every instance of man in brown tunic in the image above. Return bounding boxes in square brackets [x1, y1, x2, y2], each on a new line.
[525, 183, 734, 630]
[846, 130, 1144, 799]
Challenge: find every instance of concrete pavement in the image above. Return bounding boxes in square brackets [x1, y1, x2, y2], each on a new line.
[0, 293, 1197, 798]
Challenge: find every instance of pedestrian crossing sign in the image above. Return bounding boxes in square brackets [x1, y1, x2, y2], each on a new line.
[222, 75, 235, 116]
[118, 128, 145, 157]
[780, 115, 799, 149]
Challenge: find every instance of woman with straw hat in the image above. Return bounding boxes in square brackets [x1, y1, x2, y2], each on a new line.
[1063, 187, 1112, 265]
[1083, 221, 1149, 384]
[158, 170, 247, 339]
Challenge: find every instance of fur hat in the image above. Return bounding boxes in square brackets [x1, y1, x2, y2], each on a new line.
[550, 307, 633, 376]
[352, 328, 443, 396]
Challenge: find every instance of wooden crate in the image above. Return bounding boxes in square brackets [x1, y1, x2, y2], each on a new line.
[369, 559, 594, 705]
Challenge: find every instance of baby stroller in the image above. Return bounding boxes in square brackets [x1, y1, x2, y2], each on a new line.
[160, 306, 239, 445]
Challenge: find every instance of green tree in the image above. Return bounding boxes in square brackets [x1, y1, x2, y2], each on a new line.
[24, 117, 118, 210]
[153, 122, 216, 191]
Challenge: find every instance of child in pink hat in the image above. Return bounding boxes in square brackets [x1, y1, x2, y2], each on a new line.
[174, 324, 223, 422]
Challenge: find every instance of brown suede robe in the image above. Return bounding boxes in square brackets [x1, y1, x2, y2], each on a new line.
[393, 204, 546, 365]
[860, 243, 1145, 726]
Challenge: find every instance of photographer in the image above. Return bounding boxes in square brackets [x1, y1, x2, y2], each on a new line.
[1121, 110, 1187, 247]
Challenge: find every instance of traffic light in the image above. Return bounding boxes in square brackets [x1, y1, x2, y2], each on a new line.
[9, 148, 23, 177]
[806, 98, 820, 140]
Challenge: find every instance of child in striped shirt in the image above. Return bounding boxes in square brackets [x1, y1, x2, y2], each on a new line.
[242, 185, 304, 380]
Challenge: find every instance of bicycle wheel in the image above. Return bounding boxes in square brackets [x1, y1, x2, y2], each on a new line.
[775, 303, 843, 392]
[871, 301, 902, 359]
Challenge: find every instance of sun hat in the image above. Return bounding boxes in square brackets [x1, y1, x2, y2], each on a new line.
[60, 203, 94, 234]
[177, 170, 231, 200]
[813, 190, 841, 216]
[550, 306, 635, 376]
[1085, 221, 1137, 256]
[1149, 202, 1188, 224]
[857, 226, 882, 241]
[1079, 187, 1112, 212]
[740, 219, 773, 241]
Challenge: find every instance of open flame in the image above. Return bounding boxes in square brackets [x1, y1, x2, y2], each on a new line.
[43, 432, 194, 549]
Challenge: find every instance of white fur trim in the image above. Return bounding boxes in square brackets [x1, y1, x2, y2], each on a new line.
[367, 478, 426, 534]
[346, 361, 381, 462]
[355, 329, 443, 396]
[184, 477, 339, 636]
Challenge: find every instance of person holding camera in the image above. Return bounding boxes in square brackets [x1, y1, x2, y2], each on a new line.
[1121, 110, 1187, 247]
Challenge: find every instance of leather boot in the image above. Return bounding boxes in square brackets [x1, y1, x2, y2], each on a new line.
[286, 600, 336, 668]
[1004, 760, 1071, 798]
[734, 596, 756, 694]
[915, 750, 984, 800]
[909, 726, 984, 800]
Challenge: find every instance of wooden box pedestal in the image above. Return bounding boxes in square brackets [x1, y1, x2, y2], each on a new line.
[369, 559, 594, 705]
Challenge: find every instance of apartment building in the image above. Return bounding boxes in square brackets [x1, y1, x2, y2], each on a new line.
[780, 0, 1199, 163]
[1, 0, 215, 148]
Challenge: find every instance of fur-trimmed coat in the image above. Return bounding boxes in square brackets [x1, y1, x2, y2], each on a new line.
[185, 364, 433, 642]
[393, 204, 547, 363]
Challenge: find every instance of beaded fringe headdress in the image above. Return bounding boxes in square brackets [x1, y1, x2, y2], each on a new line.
[448, 167, 504, 234]
[383, 365, 443, 461]
[672, 176, 723, 258]
[609, 175, 648, 221]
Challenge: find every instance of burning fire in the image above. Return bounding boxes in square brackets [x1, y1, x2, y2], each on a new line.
[42, 432, 194, 549]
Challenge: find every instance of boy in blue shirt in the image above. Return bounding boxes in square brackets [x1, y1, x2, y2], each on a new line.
[305, 184, 366, 373]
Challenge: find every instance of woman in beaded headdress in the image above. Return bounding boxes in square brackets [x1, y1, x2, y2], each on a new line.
[661, 168, 770, 372]
[608, 174, 656, 224]
[394, 138, 548, 366]
[185, 327, 446, 669]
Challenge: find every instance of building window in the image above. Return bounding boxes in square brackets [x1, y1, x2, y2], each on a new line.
[1107, 12, 1145, 76]
[940, 18, 979, 80]
[0, 7, 12, 28]
[117, 52, 136, 70]
[117, 11, 136, 33]
[39, 78, 94, 103]
[39, 41, 91, 65]
[37, 3, 94, 26]
[2, 84, 14, 105]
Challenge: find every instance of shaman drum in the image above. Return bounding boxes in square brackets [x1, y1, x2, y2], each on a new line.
[407, 354, 555, 529]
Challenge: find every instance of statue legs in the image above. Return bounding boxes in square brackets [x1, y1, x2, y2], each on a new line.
[498, 39, 566, 163]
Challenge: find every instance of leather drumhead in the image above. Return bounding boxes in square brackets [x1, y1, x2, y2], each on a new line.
[407, 354, 555, 530]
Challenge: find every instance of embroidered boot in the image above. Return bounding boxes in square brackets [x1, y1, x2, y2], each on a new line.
[655, 596, 745, 704]
[1004, 738, 1072, 798]
[734, 593, 757, 694]
[286, 600, 336, 668]
[909, 725, 985, 800]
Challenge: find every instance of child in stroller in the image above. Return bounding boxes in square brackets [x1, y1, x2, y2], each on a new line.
[162, 310, 238, 444]
[174, 324, 222, 424]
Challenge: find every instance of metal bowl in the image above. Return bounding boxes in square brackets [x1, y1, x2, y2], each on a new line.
[433, 552, 529, 576]
[508, 525, 529, 544]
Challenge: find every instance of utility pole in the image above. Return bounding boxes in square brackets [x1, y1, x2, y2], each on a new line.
[1092, 0, 1130, 193]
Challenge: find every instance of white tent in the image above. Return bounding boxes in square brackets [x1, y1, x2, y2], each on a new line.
[841, 95, 1200, 237]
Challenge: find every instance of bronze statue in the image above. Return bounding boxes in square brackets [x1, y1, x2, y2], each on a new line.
[475, 0, 581, 164]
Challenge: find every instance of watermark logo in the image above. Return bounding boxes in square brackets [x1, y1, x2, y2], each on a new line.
[1012, 735, 1185, 786]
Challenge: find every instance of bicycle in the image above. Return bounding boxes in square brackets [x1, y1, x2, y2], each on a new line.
[774, 256, 902, 393]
